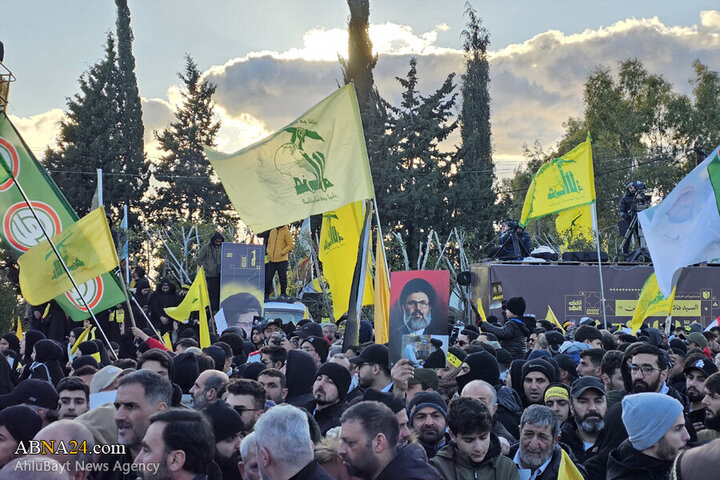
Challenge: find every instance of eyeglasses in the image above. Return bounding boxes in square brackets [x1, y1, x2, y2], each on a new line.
[628, 364, 661, 376]
[405, 300, 430, 309]
[301, 346, 316, 353]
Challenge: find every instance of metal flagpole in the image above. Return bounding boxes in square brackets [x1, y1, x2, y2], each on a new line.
[7, 175, 117, 360]
[124, 204, 130, 286]
[130, 295, 163, 341]
[591, 202, 608, 329]
[97, 168, 103, 206]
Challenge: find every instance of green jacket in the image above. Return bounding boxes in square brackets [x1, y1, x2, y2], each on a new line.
[430, 435, 519, 480]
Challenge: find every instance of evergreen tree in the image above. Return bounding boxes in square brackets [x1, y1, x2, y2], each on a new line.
[451, 3, 497, 255]
[44, 34, 124, 216]
[115, 0, 148, 209]
[152, 56, 228, 225]
[379, 59, 458, 267]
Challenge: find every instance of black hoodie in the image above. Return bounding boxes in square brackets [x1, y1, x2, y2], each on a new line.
[285, 349, 317, 408]
[480, 317, 532, 360]
[606, 438, 672, 480]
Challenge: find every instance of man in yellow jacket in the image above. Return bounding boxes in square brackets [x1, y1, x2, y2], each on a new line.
[264, 225, 294, 298]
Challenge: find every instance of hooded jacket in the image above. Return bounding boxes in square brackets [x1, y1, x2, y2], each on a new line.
[430, 433, 519, 480]
[480, 317, 532, 360]
[285, 349, 317, 408]
[197, 232, 224, 278]
[148, 280, 180, 332]
[375, 442, 443, 480]
[606, 438, 672, 480]
[495, 385, 523, 440]
[267, 226, 294, 262]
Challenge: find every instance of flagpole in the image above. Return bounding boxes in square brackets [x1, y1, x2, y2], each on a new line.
[124, 204, 130, 286]
[6, 176, 117, 360]
[115, 270, 137, 328]
[590, 202, 608, 329]
[97, 168, 103, 206]
[130, 295, 163, 341]
[342, 199, 373, 350]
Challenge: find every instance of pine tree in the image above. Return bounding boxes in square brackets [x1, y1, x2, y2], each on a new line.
[379, 59, 458, 267]
[44, 34, 124, 216]
[152, 56, 228, 225]
[451, 4, 497, 255]
[115, 0, 148, 209]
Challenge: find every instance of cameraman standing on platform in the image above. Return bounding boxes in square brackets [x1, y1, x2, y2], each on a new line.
[618, 181, 645, 256]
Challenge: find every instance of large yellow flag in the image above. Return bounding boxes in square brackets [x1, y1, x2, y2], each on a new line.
[205, 84, 375, 232]
[558, 449, 585, 480]
[18, 207, 119, 305]
[165, 267, 211, 348]
[374, 230, 390, 344]
[630, 272, 676, 334]
[319, 202, 373, 319]
[555, 205, 593, 251]
[520, 135, 595, 227]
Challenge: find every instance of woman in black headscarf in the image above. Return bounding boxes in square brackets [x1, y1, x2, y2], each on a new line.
[20, 330, 45, 372]
[22, 339, 65, 386]
[0, 334, 19, 354]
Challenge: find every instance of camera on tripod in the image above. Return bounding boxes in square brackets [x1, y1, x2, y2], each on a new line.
[629, 181, 648, 213]
[502, 219, 522, 234]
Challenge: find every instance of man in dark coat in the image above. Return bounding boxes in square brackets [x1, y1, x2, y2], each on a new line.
[310, 362, 350, 435]
[196, 231, 224, 311]
[339, 401, 441, 480]
[606, 393, 690, 480]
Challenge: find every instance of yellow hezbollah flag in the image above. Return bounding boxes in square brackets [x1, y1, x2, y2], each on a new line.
[205, 84, 375, 232]
[374, 230, 391, 344]
[18, 207, 120, 305]
[520, 135, 595, 227]
[558, 449, 584, 480]
[165, 267, 211, 348]
[162, 332, 173, 350]
[476, 298, 488, 323]
[319, 202, 373, 319]
[555, 205, 593, 251]
[546, 305, 565, 334]
[630, 272, 676, 334]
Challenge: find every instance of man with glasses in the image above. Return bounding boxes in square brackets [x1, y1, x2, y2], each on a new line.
[389, 278, 446, 361]
[225, 378, 266, 432]
[300, 336, 329, 366]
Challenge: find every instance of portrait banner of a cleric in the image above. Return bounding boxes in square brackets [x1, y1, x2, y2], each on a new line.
[388, 270, 449, 364]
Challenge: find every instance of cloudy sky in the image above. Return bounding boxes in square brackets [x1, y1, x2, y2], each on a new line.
[4, 0, 720, 178]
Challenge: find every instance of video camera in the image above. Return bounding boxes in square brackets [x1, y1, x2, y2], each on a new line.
[501, 219, 523, 234]
[628, 181, 648, 212]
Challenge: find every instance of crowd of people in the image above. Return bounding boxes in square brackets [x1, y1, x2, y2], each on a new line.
[0, 290, 719, 480]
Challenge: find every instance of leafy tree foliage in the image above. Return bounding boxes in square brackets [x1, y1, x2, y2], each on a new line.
[377, 59, 458, 267]
[451, 4, 497, 255]
[152, 56, 230, 225]
[503, 59, 720, 254]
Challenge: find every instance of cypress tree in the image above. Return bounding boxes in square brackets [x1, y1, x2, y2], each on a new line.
[452, 4, 497, 253]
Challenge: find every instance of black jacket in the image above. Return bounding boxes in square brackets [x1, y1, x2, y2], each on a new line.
[311, 400, 346, 436]
[288, 460, 334, 480]
[508, 442, 588, 480]
[560, 418, 601, 465]
[480, 318, 531, 360]
[606, 439, 673, 480]
[375, 444, 443, 480]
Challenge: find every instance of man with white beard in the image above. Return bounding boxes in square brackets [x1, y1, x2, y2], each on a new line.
[560, 377, 608, 464]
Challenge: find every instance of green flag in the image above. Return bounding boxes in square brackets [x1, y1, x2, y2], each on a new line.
[0, 112, 124, 320]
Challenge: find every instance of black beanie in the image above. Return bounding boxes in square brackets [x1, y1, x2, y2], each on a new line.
[303, 336, 329, 363]
[72, 355, 99, 371]
[521, 358, 558, 384]
[242, 362, 266, 381]
[173, 352, 199, 394]
[77, 341, 99, 356]
[506, 297, 526, 316]
[363, 388, 405, 413]
[204, 400, 244, 441]
[203, 346, 226, 372]
[316, 362, 351, 401]
[0, 405, 42, 442]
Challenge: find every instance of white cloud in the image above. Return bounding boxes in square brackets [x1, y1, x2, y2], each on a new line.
[701, 10, 720, 29]
[7, 109, 64, 157]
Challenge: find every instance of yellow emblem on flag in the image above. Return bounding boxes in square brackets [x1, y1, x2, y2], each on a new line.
[521, 135, 595, 227]
[205, 84, 375, 232]
[555, 205, 593, 250]
[319, 201, 373, 320]
[630, 272, 676, 334]
[18, 207, 120, 306]
[165, 267, 211, 348]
